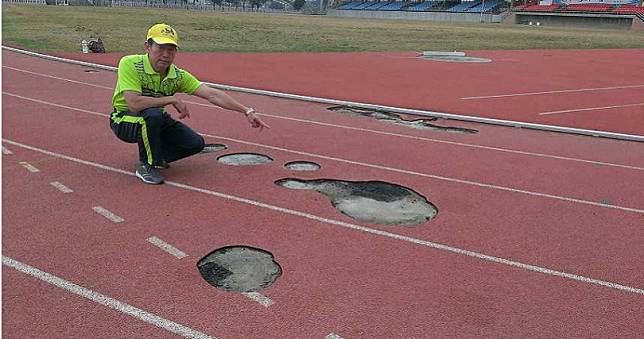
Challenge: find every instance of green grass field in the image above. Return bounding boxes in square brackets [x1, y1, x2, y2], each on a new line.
[3, 4, 644, 52]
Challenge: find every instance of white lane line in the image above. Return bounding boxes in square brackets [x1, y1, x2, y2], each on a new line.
[3, 92, 107, 117]
[326, 333, 344, 339]
[2, 146, 13, 154]
[2, 65, 113, 90]
[2, 256, 215, 339]
[4, 139, 644, 296]
[50, 181, 73, 193]
[147, 236, 188, 259]
[241, 292, 274, 308]
[19, 161, 40, 172]
[461, 84, 644, 100]
[92, 206, 124, 223]
[539, 102, 644, 116]
[4, 70, 644, 172]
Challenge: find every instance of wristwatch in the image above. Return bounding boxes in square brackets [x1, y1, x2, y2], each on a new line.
[244, 107, 255, 116]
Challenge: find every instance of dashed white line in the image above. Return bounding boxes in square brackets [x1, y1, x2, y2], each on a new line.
[461, 84, 644, 100]
[19, 161, 39, 172]
[241, 292, 274, 308]
[92, 206, 124, 223]
[2, 256, 215, 339]
[50, 181, 73, 193]
[4, 138, 643, 296]
[2, 146, 13, 154]
[326, 333, 344, 339]
[2, 65, 113, 90]
[147, 236, 188, 259]
[4, 92, 108, 117]
[539, 102, 644, 116]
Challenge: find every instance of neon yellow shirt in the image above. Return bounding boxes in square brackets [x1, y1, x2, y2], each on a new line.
[112, 54, 202, 112]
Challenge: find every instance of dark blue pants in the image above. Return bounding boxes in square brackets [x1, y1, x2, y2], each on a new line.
[110, 108, 205, 166]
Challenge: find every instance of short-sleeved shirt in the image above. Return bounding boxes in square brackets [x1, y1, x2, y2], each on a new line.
[111, 54, 202, 112]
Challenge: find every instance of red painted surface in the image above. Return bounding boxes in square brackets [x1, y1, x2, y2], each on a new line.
[52, 48, 644, 136]
[3, 50, 644, 338]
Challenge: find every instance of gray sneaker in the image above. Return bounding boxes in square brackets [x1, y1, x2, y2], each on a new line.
[136, 163, 164, 184]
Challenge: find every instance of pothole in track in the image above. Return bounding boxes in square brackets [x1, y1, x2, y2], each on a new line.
[200, 143, 228, 153]
[275, 178, 437, 226]
[327, 106, 478, 134]
[197, 246, 282, 292]
[284, 161, 321, 171]
[217, 153, 273, 166]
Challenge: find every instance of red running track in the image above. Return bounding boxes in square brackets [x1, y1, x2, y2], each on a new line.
[3, 50, 644, 338]
[53, 48, 644, 136]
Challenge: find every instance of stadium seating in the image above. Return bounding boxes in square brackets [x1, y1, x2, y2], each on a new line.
[365, 1, 394, 9]
[613, 4, 644, 14]
[563, 3, 614, 12]
[337, 1, 365, 9]
[447, 1, 480, 12]
[465, 0, 501, 12]
[379, 1, 408, 10]
[407, 1, 441, 11]
[519, 4, 560, 11]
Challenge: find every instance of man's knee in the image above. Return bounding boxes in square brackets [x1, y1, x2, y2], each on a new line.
[191, 135, 205, 153]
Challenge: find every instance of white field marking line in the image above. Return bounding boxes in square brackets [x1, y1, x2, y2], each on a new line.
[50, 181, 73, 193]
[2, 65, 113, 90]
[147, 236, 188, 259]
[19, 161, 40, 172]
[3, 92, 108, 117]
[3, 139, 644, 296]
[325, 333, 344, 339]
[461, 84, 644, 100]
[241, 292, 274, 308]
[92, 206, 124, 223]
[2, 146, 13, 154]
[3, 91, 644, 214]
[2, 256, 215, 339]
[539, 102, 644, 116]
[208, 134, 644, 215]
[3, 66, 644, 172]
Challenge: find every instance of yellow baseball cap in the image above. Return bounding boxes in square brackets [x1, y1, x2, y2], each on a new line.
[146, 23, 179, 47]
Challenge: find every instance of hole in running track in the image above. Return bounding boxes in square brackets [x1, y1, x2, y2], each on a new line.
[197, 246, 282, 292]
[284, 161, 321, 171]
[218, 153, 273, 166]
[327, 106, 478, 134]
[200, 143, 228, 153]
[275, 178, 438, 226]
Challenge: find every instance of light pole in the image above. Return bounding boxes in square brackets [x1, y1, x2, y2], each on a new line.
[480, 0, 485, 22]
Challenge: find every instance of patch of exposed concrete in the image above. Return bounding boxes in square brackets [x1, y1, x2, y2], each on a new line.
[275, 178, 437, 226]
[218, 153, 273, 166]
[200, 143, 228, 153]
[284, 161, 321, 171]
[197, 246, 282, 292]
[328, 106, 478, 134]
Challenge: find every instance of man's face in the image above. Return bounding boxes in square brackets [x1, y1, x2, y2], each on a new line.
[145, 41, 177, 73]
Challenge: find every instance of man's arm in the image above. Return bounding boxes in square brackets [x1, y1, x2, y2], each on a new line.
[123, 91, 190, 118]
[193, 84, 269, 130]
